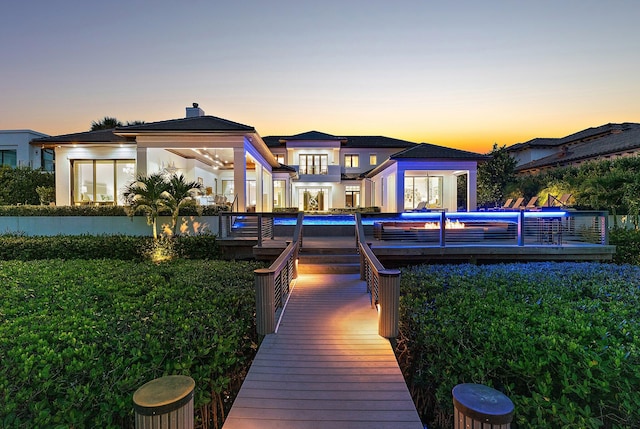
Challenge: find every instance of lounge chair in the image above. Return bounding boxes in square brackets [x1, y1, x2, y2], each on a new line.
[503, 197, 524, 211]
[486, 198, 513, 211]
[519, 196, 539, 210]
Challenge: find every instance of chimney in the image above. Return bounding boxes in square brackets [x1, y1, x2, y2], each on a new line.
[186, 102, 205, 118]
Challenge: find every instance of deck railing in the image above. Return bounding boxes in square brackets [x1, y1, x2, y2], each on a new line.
[355, 213, 400, 339]
[254, 212, 304, 337]
[361, 210, 609, 247]
[218, 212, 300, 246]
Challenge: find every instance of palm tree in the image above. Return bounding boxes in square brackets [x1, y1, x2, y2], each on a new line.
[122, 172, 172, 240]
[166, 174, 203, 235]
[90, 117, 123, 131]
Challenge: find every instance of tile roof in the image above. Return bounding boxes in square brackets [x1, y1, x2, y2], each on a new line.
[31, 129, 131, 144]
[116, 115, 255, 132]
[390, 142, 490, 160]
[516, 123, 640, 171]
[508, 123, 633, 152]
[263, 132, 417, 149]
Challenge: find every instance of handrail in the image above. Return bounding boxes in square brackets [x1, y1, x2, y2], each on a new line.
[356, 213, 400, 339]
[363, 210, 609, 247]
[255, 212, 304, 337]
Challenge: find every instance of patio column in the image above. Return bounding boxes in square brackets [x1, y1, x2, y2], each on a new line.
[255, 163, 263, 211]
[395, 168, 405, 213]
[233, 147, 246, 212]
[467, 169, 477, 211]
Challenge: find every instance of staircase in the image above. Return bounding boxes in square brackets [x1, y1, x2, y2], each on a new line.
[298, 237, 361, 274]
[229, 215, 258, 237]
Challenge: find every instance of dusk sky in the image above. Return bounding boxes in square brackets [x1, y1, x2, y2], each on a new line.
[2, 0, 639, 153]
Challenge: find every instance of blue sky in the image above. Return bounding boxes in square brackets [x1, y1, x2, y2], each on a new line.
[1, 0, 639, 152]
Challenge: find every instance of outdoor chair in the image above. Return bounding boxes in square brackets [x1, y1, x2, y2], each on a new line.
[520, 196, 539, 210]
[504, 197, 524, 211]
[486, 198, 513, 211]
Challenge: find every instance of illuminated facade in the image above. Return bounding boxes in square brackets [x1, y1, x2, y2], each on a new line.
[32, 105, 488, 212]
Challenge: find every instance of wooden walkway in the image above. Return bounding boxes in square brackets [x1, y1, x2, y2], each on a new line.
[222, 273, 423, 429]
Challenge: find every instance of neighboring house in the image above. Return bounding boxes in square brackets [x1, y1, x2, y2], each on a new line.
[32, 104, 488, 212]
[506, 123, 640, 175]
[0, 130, 53, 170]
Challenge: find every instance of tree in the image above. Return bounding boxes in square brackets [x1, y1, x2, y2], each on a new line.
[166, 174, 203, 235]
[90, 117, 123, 131]
[477, 144, 517, 207]
[122, 172, 172, 240]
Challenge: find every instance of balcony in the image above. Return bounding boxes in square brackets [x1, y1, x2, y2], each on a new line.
[294, 164, 341, 182]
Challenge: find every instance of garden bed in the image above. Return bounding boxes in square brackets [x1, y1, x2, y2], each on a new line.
[0, 259, 264, 429]
[398, 262, 640, 429]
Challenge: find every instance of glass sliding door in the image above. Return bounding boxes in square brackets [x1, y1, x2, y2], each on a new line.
[345, 185, 360, 208]
[72, 159, 135, 205]
[404, 175, 443, 210]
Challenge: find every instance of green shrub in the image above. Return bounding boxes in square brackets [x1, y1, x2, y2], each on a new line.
[0, 259, 264, 428]
[0, 166, 54, 205]
[399, 262, 640, 429]
[0, 234, 219, 261]
[609, 227, 640, 265]
[0, 204, 229, 217]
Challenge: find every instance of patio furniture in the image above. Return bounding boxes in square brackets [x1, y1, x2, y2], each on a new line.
[519, 196, 539, 210]
[486, 198, 513, 211]
[503, 197, 524, 211]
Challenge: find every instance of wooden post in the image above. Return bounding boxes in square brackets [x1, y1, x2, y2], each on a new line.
[378, 269, 401, 339]
[255, 268, 275, 336]
[133, 375, 195, 429]
[452, 383, 514, 429]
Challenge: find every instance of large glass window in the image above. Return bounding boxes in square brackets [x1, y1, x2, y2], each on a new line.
[273, 180, 286, 208]
[404, 176, 443, 210]
[222, 180, 234, 202]
[345, 185, 360, 208]
[0, 150, 17, 167]
[72, 160, 135, 205]
[41, 148, 55, 171]
[299, 154, 328, 175]
[344, 154, 359, 168]
[369, 154, 377, 166]
[246, 180, 256, 208]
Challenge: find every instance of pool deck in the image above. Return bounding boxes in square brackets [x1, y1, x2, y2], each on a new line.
[222, 273, 423, 429]
[248, 235, 615, 264]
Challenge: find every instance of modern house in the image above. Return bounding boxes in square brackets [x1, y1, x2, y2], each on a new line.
[506, 122, 640, 175]
[32, 104, 488, 212]
[0, 130, 53, 170]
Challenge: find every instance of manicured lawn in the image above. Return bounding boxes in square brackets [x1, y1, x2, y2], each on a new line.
[0, 259, 264, 429]
[398, 262, 640, 429]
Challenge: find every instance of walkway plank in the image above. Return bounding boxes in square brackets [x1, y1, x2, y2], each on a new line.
[222, 273, 423, 429]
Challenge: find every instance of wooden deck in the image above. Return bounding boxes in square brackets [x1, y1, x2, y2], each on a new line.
[222, 273, 423, 429]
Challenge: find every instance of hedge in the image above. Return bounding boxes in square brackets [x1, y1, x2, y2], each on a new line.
[0, 204, 229, 217]
[609, 227, 640, 265]
[398, 262, 640, 429]
[0, 234, 220, 261]
[0, 259, 264, 429]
